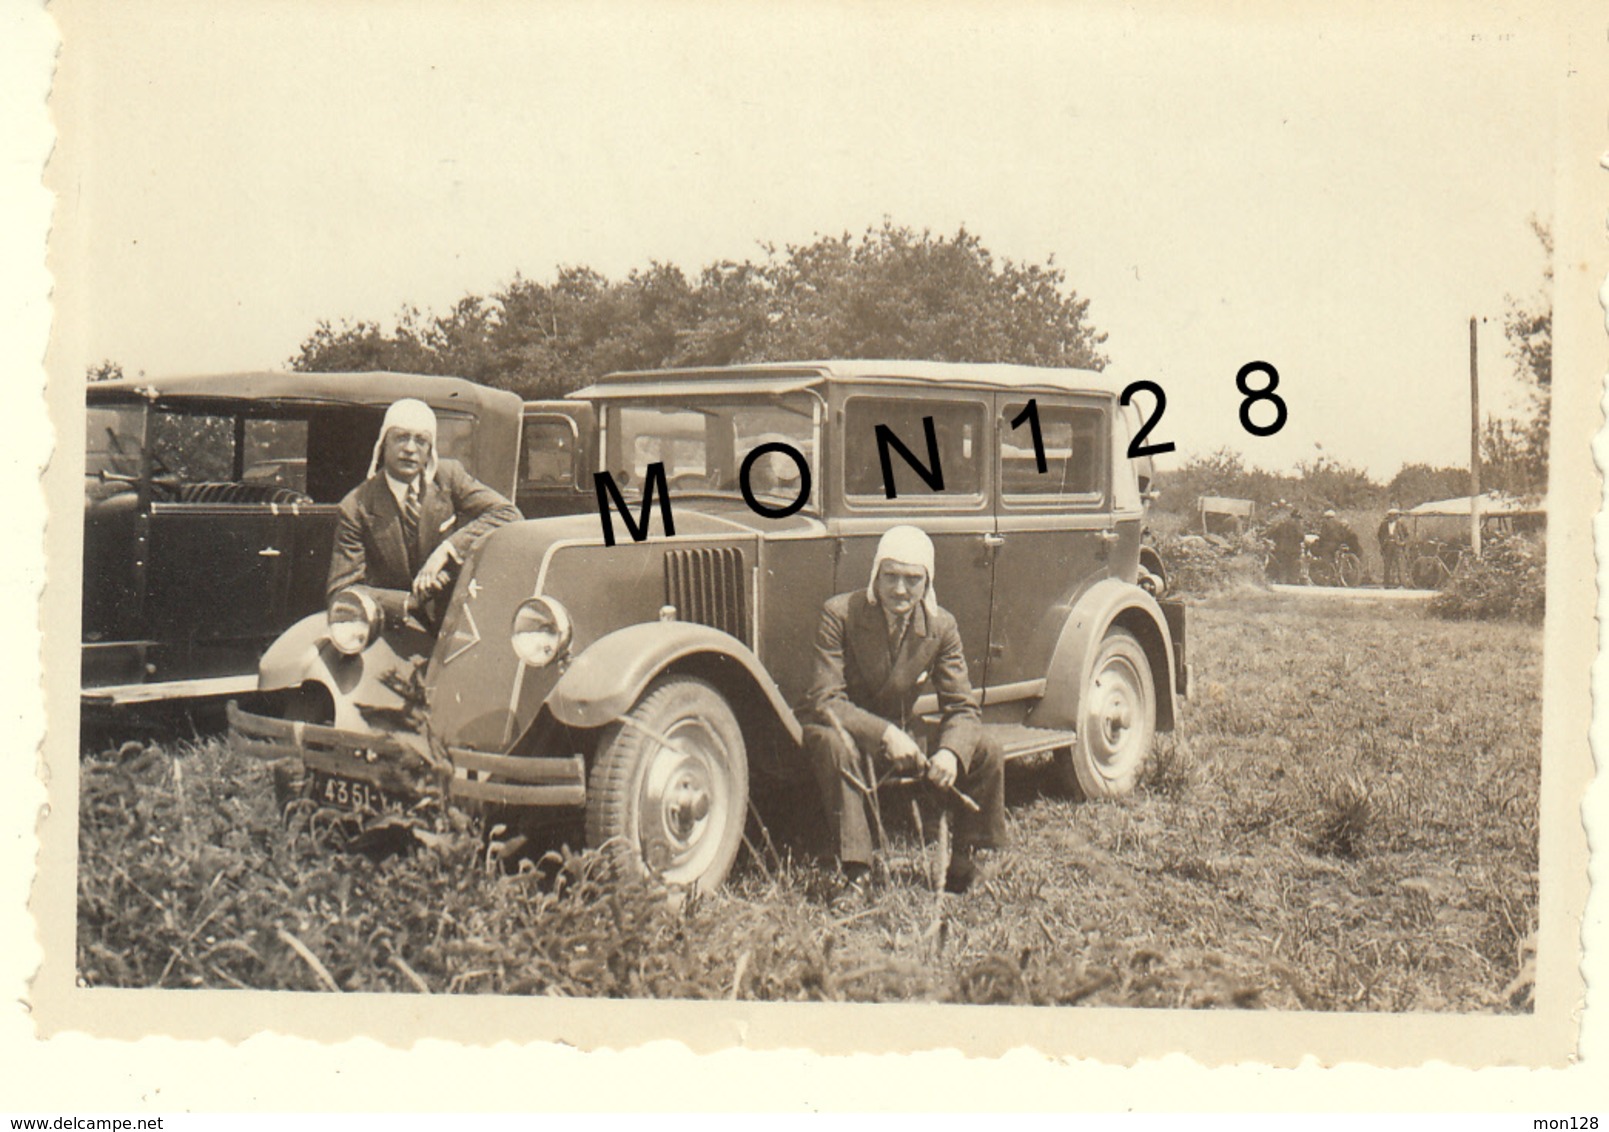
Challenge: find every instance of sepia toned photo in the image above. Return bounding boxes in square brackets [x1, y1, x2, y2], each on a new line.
[23, 0, 1605, 1082]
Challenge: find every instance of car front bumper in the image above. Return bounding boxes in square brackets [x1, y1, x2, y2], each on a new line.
[226, 702, 587, 808]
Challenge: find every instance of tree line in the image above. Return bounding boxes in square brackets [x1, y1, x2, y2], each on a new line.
[88, 217, 1550, 505]
[285, 221, 1109, 398]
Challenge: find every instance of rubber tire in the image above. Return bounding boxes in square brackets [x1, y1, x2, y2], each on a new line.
[585, 675, 748, 893]
[1138, 548, 1169, 598]
[1052, 628, 1156, 799]
[1411, 555, 1451, 591]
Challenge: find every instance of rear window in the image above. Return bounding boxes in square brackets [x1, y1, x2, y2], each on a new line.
[1000, 401, 1105, 504]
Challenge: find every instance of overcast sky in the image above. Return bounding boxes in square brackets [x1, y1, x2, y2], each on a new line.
[47, 1, 1559, 478]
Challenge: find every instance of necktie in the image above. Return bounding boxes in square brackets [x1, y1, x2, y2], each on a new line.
[400, 478, 421, 562]
[887, 613, 909, 661]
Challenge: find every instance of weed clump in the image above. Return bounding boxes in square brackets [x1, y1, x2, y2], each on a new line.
[1429, 532, 1546, 624]
[1139, 732, 1197, 799]
[1308, 773, 1374, 859]
[1150, 530, 1268, 597]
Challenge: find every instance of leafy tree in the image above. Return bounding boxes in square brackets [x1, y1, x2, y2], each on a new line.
[1487, 219, 1551, 495]
[1384, 463, 1469, 509]
[288, 221, 1109, 397]
[740, 222, 1108, 368]
[1291, 450, 1381, 510]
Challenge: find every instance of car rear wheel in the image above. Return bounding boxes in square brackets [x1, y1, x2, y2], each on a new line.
[585, 675, 748, 892]
[1053, 628, 1156, 799]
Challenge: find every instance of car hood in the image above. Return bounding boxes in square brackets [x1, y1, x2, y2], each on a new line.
[476, 497, 821, 557]
[427, 499, 819, 751]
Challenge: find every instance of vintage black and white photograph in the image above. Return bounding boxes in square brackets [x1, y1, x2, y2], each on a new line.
[24, 0, 1603, 1076]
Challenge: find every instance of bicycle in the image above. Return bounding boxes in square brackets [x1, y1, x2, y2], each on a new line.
[1303, 539, 1364, 588]
[1408, 539, 1470, 590]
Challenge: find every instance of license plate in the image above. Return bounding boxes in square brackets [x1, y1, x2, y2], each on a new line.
[308, 769, 387, 813]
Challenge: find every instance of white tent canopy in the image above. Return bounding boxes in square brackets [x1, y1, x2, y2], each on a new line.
[1406, 491, 1545, 518]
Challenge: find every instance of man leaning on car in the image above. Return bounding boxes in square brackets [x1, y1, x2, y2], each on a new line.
[327, 398, 520, 624]
[800, 525, 1008, 907]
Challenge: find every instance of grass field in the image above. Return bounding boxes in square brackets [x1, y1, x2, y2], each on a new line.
[77, 590, 1542, 1010]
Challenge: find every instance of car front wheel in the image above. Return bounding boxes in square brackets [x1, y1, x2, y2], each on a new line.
[1054, 628, 1156, 799]
[585, 675, 748, 892]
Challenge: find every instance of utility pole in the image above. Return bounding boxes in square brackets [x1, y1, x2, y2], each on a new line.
[1469, 316, 1482, 558]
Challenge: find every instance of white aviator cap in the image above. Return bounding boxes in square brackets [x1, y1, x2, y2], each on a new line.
[367, 398, 439, 481]
[866, 524, 939, 617]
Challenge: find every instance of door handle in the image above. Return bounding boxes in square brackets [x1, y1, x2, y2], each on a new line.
[258, 547, 282, 557]
[1096, 529, 1120, 545]
[982, 532, 1006, 548]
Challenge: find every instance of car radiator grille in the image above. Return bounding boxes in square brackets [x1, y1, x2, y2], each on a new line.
[664, 547, 750, 646]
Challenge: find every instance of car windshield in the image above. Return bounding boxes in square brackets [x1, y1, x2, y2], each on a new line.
[85, 404, 147, 505]
[601, 395, 817, 507]
[86, 404, 145, 480]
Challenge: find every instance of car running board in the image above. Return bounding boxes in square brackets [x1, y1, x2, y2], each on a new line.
[984, 722, 1079, 761]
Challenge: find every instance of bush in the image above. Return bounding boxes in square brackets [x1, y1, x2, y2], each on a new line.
[1151, 530, 1268, 597]
[1429, 533, 1546, 624]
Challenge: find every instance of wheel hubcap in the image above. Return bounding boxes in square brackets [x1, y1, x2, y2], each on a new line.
[1088, 658, 1144, 773]
[638, 721, 729, 881]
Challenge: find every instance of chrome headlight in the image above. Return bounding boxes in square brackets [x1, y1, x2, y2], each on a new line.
[327, 589, 381, 656]
[511, 596, 572, 667]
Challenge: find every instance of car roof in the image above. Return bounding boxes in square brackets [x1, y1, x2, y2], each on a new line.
[573, 359, 1130, 400]
[86, 370, 519, 413]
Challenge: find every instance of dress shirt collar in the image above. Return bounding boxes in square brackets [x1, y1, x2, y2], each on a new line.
[383, 471, 423, 509]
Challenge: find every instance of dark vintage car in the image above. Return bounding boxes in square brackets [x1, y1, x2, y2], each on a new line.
[82, 371, 592, 708]
[231, 360, 1189, 890]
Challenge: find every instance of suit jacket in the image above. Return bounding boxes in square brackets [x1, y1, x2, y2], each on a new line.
[326, 458, 521, 621]
[803, 590, 983, 768]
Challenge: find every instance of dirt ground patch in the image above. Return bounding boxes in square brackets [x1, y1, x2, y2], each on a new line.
[78, 592, 1541, 1010]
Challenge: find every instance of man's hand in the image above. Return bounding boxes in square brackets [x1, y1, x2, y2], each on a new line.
[926, 749, 960, 790]
[412, 541, 461, 602]
[882, 725, 927, 774]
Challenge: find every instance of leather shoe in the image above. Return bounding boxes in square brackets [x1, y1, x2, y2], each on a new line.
[944, 851, 983, 895]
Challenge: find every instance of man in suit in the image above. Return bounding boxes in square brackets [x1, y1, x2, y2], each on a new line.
[327, 398, 521, 624]
[1377, 507, 1408, 588]
[801, 525, 1007, 902]
[1266, 504, 1305, 584]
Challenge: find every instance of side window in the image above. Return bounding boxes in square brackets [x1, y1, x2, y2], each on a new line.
[844, 398, 984, 503]
[242, 419, 309, 493]
[434, 414, 475, 464]
[150, 410, 235, 485]
[1001, 402, 1105, 505]
[522, 418, 578, 487]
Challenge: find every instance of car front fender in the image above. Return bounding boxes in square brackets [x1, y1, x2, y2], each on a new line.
[258, 612, 436, 732]
[546, 622, 802, 743]
[1027, 577, 1178, 733]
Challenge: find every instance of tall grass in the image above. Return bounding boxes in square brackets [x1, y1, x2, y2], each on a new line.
[78, 592, 1541, 1011]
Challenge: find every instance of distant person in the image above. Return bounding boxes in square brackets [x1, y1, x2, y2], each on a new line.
[1377, 507, 1408, 588]
[1314, 508, 1360, 562]
[1267, 507, 1305, 584]
[800, 525, 1007, 907]
[327, 398, 520, 624]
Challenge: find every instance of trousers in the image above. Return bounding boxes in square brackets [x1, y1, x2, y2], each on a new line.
[801, 723, 1007, 868]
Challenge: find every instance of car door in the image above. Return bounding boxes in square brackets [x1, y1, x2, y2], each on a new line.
[984, 393, 1115, 704]
[830, 390, 996, 692]
[142, 406, 295, 682]
[516, 407, 593, 518]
